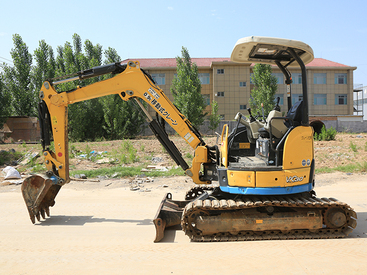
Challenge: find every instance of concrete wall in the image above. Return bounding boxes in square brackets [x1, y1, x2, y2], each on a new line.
[323, 120, 367, 133]
[2, 117, 41, 142]
[141, 119, 367, 137]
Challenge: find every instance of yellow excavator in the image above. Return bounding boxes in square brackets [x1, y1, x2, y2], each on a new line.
[21, 36, 357, 242]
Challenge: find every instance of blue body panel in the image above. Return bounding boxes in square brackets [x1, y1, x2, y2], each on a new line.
[219, 182, 313, 195]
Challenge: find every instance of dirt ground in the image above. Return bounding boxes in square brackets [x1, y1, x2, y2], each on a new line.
[0, 133, 367, 274]
[0, 172, 366, 275]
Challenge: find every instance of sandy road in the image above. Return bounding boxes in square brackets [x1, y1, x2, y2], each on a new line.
[0, 173, 366, 275]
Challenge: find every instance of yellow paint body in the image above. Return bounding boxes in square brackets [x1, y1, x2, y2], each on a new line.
[226, 126, 314, 188]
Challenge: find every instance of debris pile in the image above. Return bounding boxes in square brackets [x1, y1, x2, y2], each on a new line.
[129, 176, 154, 192]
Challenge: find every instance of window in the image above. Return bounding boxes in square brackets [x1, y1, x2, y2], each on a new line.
[199, 73, 210, 84]
[272, 73, 284, 84]
[335, 94, 347, 105]
[292, 73, 302, 84]
[239, 81, 247, 87]
[217, 69, 224, 74]
[314, 94, 327, 105]
[274, 94, 284, 105]
[240, 104, 247, 110]
[202, 94, 210, 105]
[216, 92, 225, 97]
[335, 73, 347, 84]
[314, 73, 326, 84]
[250, 73, 254, 84]
[151, 73, 165, 85]
[292, 94, 303, 105]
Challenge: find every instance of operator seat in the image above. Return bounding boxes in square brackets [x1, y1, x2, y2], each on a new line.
[258, 100, 304, 139]
[284, 100, 303, 127]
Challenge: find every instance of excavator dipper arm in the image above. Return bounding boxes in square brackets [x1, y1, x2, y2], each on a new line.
[22, 61, 216, 232]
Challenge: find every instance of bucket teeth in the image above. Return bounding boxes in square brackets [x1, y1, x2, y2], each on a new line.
[29, 211, 36, 224]
[36, 212, 41, 222]
[40, 208, 46, 219]
[45, 206, 50, 217]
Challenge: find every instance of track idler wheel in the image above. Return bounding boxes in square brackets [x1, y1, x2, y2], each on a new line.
[324, 207, 347, 228]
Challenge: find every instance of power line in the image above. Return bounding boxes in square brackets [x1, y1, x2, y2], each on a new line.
[0, 56, 13, 64]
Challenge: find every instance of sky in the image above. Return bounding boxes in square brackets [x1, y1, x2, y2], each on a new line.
[1, 0, 367, 85]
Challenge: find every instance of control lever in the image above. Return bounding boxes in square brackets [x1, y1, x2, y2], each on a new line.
[247, 108, 256, 122]
[274, 97, 281, 112]
[261, 103, 266, 122]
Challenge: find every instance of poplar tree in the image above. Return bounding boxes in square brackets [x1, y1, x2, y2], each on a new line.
[171, 47, 207, 128]
[208, 100, 221, 132]
[32, 40, 55, 92]
[3, 34, 35, 116]
[0, 74, 11, 128]
[100, 48, 145, 139]
[250, 63, 278, 117]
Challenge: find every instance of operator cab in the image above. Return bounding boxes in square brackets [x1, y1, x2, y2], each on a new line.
[226, 36, 314, 168]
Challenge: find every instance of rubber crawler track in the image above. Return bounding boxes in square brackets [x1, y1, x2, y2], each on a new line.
[181, 195, 357, 242]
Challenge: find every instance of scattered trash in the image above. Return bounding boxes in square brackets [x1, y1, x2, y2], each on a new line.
[74, 174, 87, 179]
[1, 179, 23, 186]
[19, 151, 40, 165]
[129, 176, 154, 191]
[141, 165, 170, 173]
[96, 157, 114, 164]
[152, 157, 163, 163]
[111, 172, 120, 178]
[2, 166, 21, 180]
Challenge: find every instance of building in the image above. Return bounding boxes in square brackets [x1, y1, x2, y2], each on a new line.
[354, 85, 367, 120]
[123, 58, 356, 123]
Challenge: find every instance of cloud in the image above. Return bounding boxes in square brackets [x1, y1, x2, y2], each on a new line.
[168, 6, 174, 10]
[0, 32, 7, 37]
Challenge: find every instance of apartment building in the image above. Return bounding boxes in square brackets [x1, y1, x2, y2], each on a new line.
[123, 58, 356, 121]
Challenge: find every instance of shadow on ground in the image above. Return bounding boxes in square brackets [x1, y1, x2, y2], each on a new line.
[36, 215, 152, 226]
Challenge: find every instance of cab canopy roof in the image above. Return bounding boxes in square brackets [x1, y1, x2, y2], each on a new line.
[231, 36, 314, 67]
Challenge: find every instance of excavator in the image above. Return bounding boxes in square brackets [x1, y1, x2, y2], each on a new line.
[21, 36, 357, 242]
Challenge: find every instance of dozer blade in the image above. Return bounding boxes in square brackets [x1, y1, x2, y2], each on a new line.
[21, 175, 61, 224]
[153, 193, 189, 242]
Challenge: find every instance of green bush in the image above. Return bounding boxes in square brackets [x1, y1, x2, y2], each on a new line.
[350, 141, 358, 152]
[314, 126, 337, 141]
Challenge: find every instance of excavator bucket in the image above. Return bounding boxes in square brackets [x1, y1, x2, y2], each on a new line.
[153, 193, 189, 242]
[21, 175, 61, 224]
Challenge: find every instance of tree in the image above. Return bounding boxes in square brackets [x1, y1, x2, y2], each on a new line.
[250, 63, 278, 117]
[32, 40, 56, 92]
[171, 47, 207, 128]
[53, 34, 145, 141]
[55, 37, 105, 141]
[100, 47, 145, 139]
[0, 74, 11, 128]
[208, 100, 221, 133]
[2, 34, 35, 116]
